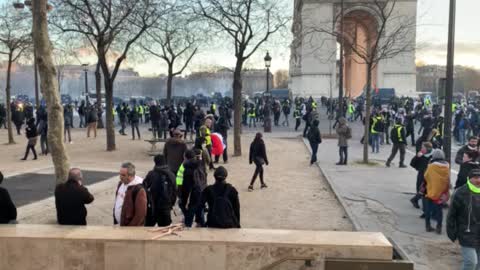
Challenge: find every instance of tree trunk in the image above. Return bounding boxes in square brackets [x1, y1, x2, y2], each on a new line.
[104, 79, 116, 151]
[5, 53, 15, 144]
[166, 65, 173, 106]
[95, 61, 104, 129]
[32, 0, 70, 184]
[233, 59, 244, 156]
[362, 64, 373, 164]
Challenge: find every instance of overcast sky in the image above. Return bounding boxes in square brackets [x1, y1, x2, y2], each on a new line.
[1, 0, 478, 76]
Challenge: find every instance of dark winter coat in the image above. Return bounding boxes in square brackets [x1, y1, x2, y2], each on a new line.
[307, 120, 322, 145]
[26, 120, 37, 139]
[447, 185, 480, 248]
[143, 165, 177, 211]
[214, 116, 229, 137]
[180, 159, 203, 210]
[163, 138, 187, 174]
[0, 185, 17, 224]
[54, 179, 94, 225]
[201, 182, 240, 228]
[249, 138, 269, 165]
[86, 107, 98, 123]
[456, 162, 480, 189]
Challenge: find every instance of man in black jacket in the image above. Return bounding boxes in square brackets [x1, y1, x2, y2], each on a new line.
[202, 166, 240, 228]
[214, 108, 229, 164]
[143, 155, 177, 227]
[0, 171, 17, 224]
[54, 168, 94, 225]
[447, 169, 480, 270]
[386, 118, 407, 168]
[180, 150, 207, 227]
[307, 119, 322, 165]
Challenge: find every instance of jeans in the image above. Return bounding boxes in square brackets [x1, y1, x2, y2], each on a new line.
[295, 118, 301, 131]
[461, 246, 480, 270]
[424, 198, 442, 228]
[310, 142, 319, 164]
[131, 122, 140, 139]
[386, 143, 406, 166]
[459, 128, 466, 145]
[371, 133, 380, 153]
[339, 146, 348, 164]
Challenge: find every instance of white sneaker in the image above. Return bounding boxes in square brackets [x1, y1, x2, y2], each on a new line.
[69, 141, 73, 144]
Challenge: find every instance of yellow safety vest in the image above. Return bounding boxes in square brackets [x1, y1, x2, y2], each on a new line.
[394, 124, 403, 142]
[176, 164, 185, 186]
[248, 111, 256, 118]
[348, 104, 354, 114]
[371, 117, 379, 134]
[138, 106, 144, 114]
[205, 127, 211, 146]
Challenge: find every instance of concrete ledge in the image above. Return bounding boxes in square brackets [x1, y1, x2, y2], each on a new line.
[0, 225, 393, 270]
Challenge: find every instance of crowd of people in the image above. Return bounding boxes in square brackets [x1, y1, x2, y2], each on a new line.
[3, 93, 480, 269]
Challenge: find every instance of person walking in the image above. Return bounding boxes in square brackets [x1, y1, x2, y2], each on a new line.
[293, 105, 302, 131]
[386, 118, 407, 168]
[409, 142, 433, 210]
[21, 118, 38, 161]
[336, 117, 351, 165]
[129, 104, 141, 140]
[54, 168, 94, 225]
[164, 129, 187, 175]
[370, 112, 384, 153]
[64, 104, 73, 144]
[248, 132, 269, 191]
[113, 162, 147, 226]
[86, 105, 98, 138]
[447, 169, 480, 270]
[307, 119, 322, 165]
[78, 100, 86, 128]
[455, 136, 479, 165]
[424, 149, 450, 234]
[116, 103, 128, 136]
[0, 171, 17, 224]
[201, 166, 240, 228]
[0, 104, 6, 129]
[199, 118, 214, 170]
[405, 111, 416, 146]
[456, 151, 480, 190]
[143, 155, 177, 227]
[37, 108, 49, 155]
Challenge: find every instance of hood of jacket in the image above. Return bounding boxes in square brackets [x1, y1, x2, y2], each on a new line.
[167, 137, 185, 145]
[153, 165, 171, 174]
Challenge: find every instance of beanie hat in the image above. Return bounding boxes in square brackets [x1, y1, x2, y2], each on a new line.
[469, 169, 480, 178]
[431, 149, 445, 160]
[214, 166, 228, 181]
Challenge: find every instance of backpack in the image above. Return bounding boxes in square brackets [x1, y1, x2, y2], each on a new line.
[193, 166, 207, 192]
[346, 126, 352, 139]
[145, 171, 176, 214]
[209, 185, 239, 228]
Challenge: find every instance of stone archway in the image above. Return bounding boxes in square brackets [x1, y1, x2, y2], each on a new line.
[338, 9, 378, 98]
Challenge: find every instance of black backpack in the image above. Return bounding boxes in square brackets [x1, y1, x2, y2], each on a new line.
[193, 166, 208, 192]
[209, 185, 239, 228]
[145, 171, 176, 214]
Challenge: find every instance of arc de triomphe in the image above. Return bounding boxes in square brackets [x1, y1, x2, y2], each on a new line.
[289, 0, 417, 98]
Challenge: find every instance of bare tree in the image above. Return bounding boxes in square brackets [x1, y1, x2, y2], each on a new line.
[32, 0, 71, 183]
[303, 0, 416, 163]
[51, 0, 165, 151]
[193, 0, 290, 156]
[0, 6, 32, 145]
[142, 6, 199, 106]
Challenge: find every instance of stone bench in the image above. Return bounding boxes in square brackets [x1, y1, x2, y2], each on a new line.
[0, 224, 397, 270]
[145, 139, 194, 156]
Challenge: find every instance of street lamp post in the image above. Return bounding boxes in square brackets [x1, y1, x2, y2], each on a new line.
[443, 0, 456, 163]
[13, 0, 53, 109]
[264, 52, 272, 133]
[82, 64, 89, 105]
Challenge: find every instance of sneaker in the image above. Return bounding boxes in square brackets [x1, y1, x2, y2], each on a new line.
[336, 162, 343, 166]
[261, 184, 268, 189]
[69, 141, 73, 144]
[436, 226, 442, 235]
[248, 185, 254, 192]
[386, 162, 391, 167]
[426, 226, 435, 232]
[420, 213, 425, 219]
[399, 164, 407, 168]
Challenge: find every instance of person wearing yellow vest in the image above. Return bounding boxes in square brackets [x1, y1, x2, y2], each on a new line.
[369, 112, 384, 153]
[247, 106, 256, 128]
[199, 118, 214, 170]
[138, 104, 144, 124]
[386, 118, 407, 168]
[347, 103, 355, 122]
